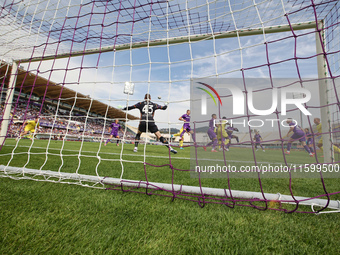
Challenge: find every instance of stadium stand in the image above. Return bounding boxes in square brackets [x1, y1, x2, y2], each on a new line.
[0, 63, 138, 142]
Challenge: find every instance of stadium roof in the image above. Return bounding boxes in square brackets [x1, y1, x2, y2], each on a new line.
[0, 63, 138, 121]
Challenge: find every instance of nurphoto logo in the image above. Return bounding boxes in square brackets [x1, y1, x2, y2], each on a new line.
[197, 82, 311, 116]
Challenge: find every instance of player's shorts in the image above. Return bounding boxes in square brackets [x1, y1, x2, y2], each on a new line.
[290, 132, 306, 142]
[207, 129, 216, 140]
[138, 121, 159, 133]
[110, 131, 118, 137]
[255, 142, 261, 146]
[180, 125, 191, 137]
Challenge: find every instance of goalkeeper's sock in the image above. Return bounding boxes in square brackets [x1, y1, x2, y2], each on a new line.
[179, 140, 184, 148]
[159, 136, 168, 145]
[159, 136, 176, 154]
[135, 133, 141, 147]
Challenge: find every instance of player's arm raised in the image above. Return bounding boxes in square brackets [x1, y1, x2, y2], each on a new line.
[122, 102, 139, 111]
[155, 103, 167, 110]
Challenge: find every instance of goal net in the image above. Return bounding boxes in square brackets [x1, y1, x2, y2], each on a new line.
[1, 0, 340, 213]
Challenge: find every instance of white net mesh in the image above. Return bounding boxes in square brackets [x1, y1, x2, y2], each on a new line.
[1, 0, 340, 213]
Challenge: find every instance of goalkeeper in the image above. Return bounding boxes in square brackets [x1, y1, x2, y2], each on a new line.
[122, 94, 177, 154]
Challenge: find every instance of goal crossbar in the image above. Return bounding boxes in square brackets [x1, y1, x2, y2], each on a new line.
[18, 21, 317, 63]
[1, 165, 339, 211]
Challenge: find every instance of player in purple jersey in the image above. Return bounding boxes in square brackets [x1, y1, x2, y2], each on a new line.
[253, 131, 265, 152]
[227, 125, 239, 143]
[285, 118, 313, 157]
[178, 110, 196, 149]
[122, 94, 177, 154]
[105, 119, 123, 146]
[304, 128, 314, 153]
[203, 114, 218, 152]
[225, 124, 239, 150]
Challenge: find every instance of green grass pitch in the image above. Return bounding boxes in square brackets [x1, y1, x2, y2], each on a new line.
[1, 139, 340, 254]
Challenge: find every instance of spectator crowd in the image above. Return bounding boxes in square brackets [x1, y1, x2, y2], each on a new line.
[0, 100, 136, 141]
